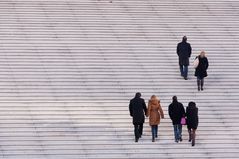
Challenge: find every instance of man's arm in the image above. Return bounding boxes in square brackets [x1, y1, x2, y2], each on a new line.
[168, 105, 172, 120]
[206, 58, 209, 70]
[177, 44, 180, 56]
[143, 99, 147, 116]
[159, 105, 164, 119]
[146, 101, 151, 117]
[129, 101, 133, 117]
[181, 103, 186, 116]
[189, 44, 192, 57]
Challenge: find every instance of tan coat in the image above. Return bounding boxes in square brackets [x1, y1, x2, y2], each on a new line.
[147, 99, 164, 126]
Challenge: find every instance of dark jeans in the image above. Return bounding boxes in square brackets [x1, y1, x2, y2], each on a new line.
[134, 123, 143, 139]
[173, 124, 182, 141]
[151, 125, 158, 138]
[180, 65, 188, 78]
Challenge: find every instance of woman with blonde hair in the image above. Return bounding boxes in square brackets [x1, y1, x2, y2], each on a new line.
[195, 51, 209, 91]
[147, 95, 164, 142]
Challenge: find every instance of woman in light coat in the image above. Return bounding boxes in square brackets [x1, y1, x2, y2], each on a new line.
[147, 95, 164, 142]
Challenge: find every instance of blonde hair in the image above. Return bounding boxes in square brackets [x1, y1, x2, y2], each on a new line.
[150, 95, 160, 102]
[200, 51, 206, 57]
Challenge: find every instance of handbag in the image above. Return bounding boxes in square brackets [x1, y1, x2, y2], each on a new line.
[193, 56, 199, 68]
[181, 117, 186, 125]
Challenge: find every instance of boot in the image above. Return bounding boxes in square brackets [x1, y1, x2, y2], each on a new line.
[201, 79, 204, 91]
[197, 79, 201, 91]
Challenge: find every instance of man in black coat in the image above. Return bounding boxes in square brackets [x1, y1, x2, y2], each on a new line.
[168, 96, 185, 142]
[129, 92, 147, 142]
[177, 36, 192, 80]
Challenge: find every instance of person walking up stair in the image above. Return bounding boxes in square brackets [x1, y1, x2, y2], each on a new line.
[186, 102, 199, 146]
[129, 92, 147, 142]
[194, 51, 209, 91]
[168, 96, 185, 143]
[147, 95, 164, 142]
[177, 36, 192, 80]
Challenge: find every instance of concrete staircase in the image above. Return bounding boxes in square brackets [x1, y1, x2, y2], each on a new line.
[0, 0, 239, 158]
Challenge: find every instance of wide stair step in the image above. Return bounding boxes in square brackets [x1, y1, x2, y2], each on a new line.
[0, 0, 239, 158]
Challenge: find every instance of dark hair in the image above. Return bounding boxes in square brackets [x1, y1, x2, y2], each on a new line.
[172, 96, 177, 102]
[188, 101, 196, 108]
[182, 36, 187, 42]
[135, 92, 141, 98]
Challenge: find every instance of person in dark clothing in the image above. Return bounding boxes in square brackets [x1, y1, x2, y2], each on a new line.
[186, 102, 198, 146]
[177, 36, 192, 80]
[195, 51, 209, 91]
[168, 96, 185, 142]
[129, 92, 147, 142]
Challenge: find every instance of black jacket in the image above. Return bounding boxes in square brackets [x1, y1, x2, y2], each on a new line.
[168, 101, 185, 125]
[186, 105, 198, 129]
[129, 97, 147, 124]
[177, 41, 192, 66]
[195, 56, 209, 78]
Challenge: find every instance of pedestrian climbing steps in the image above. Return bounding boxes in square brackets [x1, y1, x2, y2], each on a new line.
[0, 0, 239, 158]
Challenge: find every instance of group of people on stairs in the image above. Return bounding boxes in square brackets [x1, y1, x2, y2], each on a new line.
[129, 93, 198, 146]
[129, 36, 206, 146]
[177, 36, 209, 91]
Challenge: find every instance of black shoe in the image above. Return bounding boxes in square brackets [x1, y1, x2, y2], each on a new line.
[175, 140, 178, 143]
[152, 138, 155, 142]
[198, 87, 200, 91]
[184, 77, 188, 80]
[201, 87, 204, 91]
[192, 140, 195, 146]
[135, 138, 139, 142]
[155, 135, 158, 138]
[179, 138, 183, 142]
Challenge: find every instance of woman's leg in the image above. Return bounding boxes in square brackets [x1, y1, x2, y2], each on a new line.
[192, 129, 196, 146]
[197, 77, 201, 91]
[188, 128, 192, 142]
[155, 125, 158, 138]
[151, 126, 154, 138]
[152, 125, 156, 142]
[201, 78, 204, 90]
